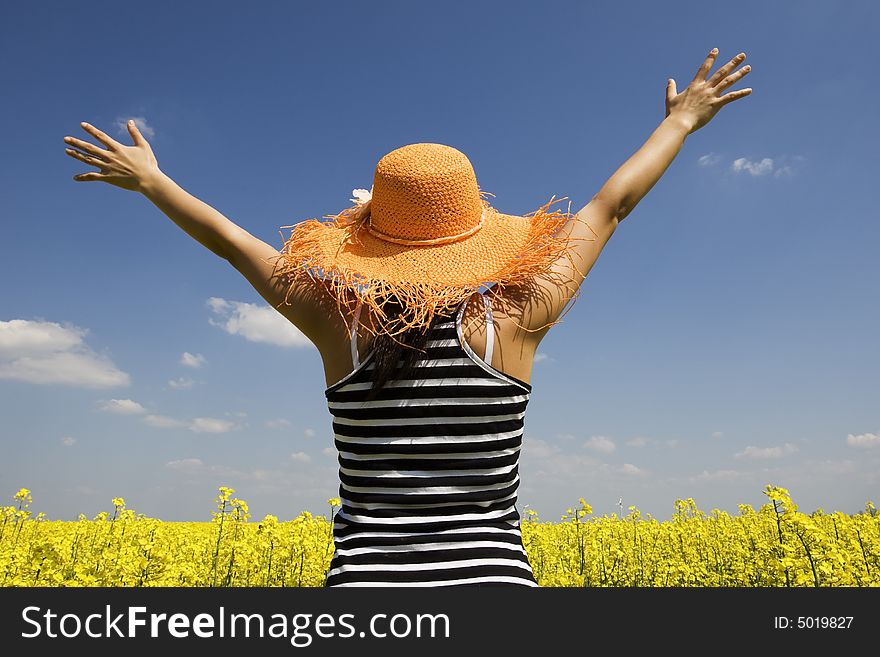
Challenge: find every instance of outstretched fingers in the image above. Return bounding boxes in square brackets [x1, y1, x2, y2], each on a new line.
[127, 119, 147, 146]
[62, 135, 108, 159]
[66, 119, 158, 188]
[79, 122, 120, 151]
[64, 127, 112, 180]
[65, 146, 108, 168]
[715, 86, 753, 108]
[73, 171, 107, 182]
[692, 47, 718, 83]
[708, 52, 749, 89]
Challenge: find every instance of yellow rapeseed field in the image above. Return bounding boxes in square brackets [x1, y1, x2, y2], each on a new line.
[1, 485, 877, 587]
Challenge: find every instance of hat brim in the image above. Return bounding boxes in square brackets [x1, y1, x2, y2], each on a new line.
[313, 207, 551, 285]
[271, 196, 589, 338]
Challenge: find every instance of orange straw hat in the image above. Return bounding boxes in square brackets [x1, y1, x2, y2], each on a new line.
[269, 142, 596, 340]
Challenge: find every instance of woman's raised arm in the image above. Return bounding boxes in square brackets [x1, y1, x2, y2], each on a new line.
[597, 47, 753, 222]
[63, 120, 331, 341]
[508, 48, 753, 339]
[65, 120, 243, 260]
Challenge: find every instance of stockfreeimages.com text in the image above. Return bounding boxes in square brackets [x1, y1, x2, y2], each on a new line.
[21, 605, 450, 646]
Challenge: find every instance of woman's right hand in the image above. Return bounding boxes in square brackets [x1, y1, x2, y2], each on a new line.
[665, 48, 753, 134]
[64, 120, 161, 193]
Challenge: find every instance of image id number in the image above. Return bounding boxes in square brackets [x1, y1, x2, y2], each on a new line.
[774, 616, 853, 629]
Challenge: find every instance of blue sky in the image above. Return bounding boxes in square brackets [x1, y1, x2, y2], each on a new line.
[2, 0, 877, 523]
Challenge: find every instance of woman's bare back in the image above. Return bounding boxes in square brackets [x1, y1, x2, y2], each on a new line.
[320, 287, 541, 390]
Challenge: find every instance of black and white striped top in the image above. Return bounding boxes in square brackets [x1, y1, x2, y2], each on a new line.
[323, 290, 538, 587]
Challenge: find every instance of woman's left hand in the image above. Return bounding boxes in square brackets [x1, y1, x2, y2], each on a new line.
[64, 120, 161, 192]
[665, 48, 753, 134]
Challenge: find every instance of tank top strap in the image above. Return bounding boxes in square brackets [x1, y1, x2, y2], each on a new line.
[455, 290, 494, 366]
[481, 291, 494, 366]
[350, 300, 363, 368]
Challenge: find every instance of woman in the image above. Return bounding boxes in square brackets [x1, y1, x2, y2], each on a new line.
[63, 48, 752, 586]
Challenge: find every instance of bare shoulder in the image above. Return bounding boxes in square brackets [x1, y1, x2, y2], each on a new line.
[491, 198, 619, 345]
[223, 229, 350, 347]
[448, 288, 538, 385]
[274, 276, 353, 348]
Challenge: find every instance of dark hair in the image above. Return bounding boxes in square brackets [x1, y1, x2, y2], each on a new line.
[363, 295, 453, 402]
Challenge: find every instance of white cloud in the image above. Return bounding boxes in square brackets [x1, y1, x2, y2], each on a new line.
[168, 377, 195, 389]
[735, 443, 799, 460]
[0, 319, 129, 388]
[139, 411, 238, 432]
[189, 417, 237, 433]
[711, 431, 724, 439]
[207, 297, 310, 347]
[846, 433, 880, 447]
[0, 319, 82, 352]
[730, 157, 774, 176]
[304, 428, 316, 438]
[619, 463, 646, 476]
[847, 432, 880, 448]
[584, 435, 616, 453]
[698, 153, 721, 166]
[265, 418, 292, 429]
[180, 352, 206, 369]
[728, 154, 805, 178]
[116, 116, 155, 139]
[290, 451, 312, 463]
[143, 414, 187, 428]
[61, 436, 77, 447]
[322, 447, 336, 458]
[98, 398, 147, 415]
